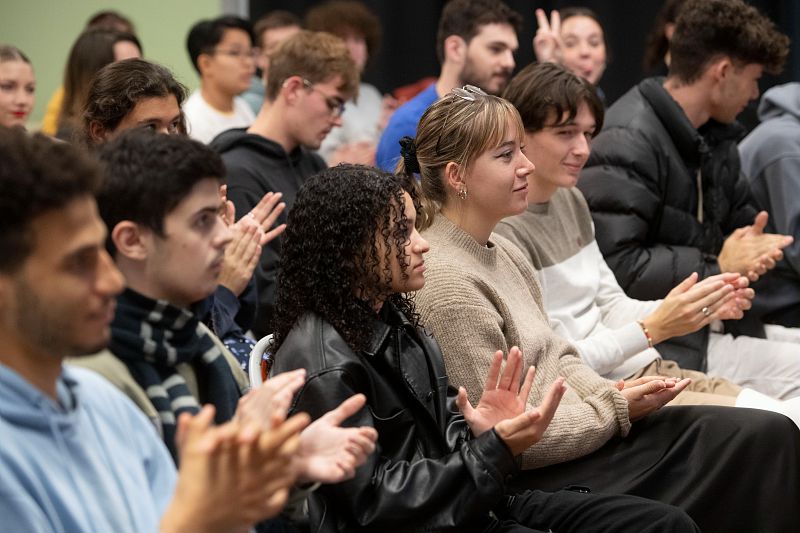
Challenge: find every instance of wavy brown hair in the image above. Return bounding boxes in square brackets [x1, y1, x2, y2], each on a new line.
[82, 58, 187, 146]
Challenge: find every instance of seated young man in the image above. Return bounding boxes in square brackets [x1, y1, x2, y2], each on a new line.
[184, 16, 257, 144]
[376, 0, 521, 171]
[73, 130, 376, 528]
[0, 127, 308, 532]
[80, 57, 286, 368]
[497, 61, 800, 421]
[580, 0, 793, 347]
[212, 30, 359, 337]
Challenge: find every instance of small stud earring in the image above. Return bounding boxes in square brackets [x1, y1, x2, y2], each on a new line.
[458, 188, 468, 200]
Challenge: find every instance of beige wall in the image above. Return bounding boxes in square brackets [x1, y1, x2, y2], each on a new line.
[0, 0, 224, 128]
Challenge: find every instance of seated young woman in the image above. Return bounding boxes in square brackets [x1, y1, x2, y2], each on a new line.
[496, 61, 800, 423]
[404, 83, 800, 532]
[269, 164, 699, 532]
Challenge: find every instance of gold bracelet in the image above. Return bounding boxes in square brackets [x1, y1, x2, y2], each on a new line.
[637, 320, 654, 348]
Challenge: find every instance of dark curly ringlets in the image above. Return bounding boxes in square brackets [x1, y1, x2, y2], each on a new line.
[272, 164, 419, 353]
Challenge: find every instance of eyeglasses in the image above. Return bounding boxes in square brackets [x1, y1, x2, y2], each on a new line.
[302, 78, 346, 118]
[211, 48, 258, 61]
[435, 85, 487, 154]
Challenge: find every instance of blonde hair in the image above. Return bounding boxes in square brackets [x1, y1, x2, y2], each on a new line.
[398, 89, 524, 230]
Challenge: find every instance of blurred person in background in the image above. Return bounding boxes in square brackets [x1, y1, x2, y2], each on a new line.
[41, 10, 137, 136]
[184, 16, 256, 144]
[56, 27, 142, 141]
[241, 10, 302, 115]
[0, 45, 35, 129]
[306, 0, 398, 165]
[533, 7, 608, 102]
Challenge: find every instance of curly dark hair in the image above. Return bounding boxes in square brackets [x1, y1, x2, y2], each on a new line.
[273, 164, 419, 353]
[0, 128, 103, 273]
[669, 0, 788, 84]
[305, 1, 381, 61]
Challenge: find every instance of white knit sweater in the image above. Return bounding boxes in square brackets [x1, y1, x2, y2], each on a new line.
[496, 187, 662, 380]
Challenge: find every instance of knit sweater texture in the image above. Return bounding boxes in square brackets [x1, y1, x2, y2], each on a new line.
[415, 214, 631, 468]
[496, 188, 661, 380]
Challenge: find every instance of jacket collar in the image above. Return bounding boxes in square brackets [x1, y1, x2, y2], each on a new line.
[363, 301, 413, 357]
[638, 77, 709, 167]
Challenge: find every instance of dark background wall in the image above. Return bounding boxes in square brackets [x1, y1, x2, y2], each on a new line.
[251, 0, 800, 127]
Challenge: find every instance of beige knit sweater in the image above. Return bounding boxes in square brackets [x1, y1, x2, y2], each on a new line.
[415, 215, 631, 468]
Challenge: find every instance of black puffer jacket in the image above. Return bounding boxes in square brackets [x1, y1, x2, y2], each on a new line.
[579, 77, 760, 369]
[272, 303, 519, 532]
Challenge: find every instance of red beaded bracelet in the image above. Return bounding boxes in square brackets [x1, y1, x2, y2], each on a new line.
[637, 320, 654, 348]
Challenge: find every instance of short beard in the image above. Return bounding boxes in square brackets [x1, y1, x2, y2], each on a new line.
[461, 64, 510, 96]
[12, 275, 108, 359]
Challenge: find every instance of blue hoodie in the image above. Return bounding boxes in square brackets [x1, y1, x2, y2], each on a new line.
[0, 363, 176, 532]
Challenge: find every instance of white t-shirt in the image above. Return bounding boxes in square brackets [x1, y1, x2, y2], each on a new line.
[183, 90, 255, 144]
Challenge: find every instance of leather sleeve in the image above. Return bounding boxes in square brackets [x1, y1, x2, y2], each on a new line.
[291, 368, 518, 530]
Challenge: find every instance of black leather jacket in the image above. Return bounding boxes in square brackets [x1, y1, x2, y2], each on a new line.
[272, 303, 520, 532]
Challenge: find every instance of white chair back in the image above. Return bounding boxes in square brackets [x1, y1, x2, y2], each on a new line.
[248, 334, 274, 387]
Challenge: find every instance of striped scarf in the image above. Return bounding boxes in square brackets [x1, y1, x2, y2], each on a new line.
[110, 289, 243, 461]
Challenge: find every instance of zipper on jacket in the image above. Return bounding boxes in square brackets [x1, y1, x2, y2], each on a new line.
[695, 168, 704, 223]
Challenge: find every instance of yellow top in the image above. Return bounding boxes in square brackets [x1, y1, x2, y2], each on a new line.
[41, 85, 64, 135]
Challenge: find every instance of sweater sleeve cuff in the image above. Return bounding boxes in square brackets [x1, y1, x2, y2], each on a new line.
[608, 388, 632, 437]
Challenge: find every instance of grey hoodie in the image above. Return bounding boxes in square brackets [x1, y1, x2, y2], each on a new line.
[739, 83, 800, 324]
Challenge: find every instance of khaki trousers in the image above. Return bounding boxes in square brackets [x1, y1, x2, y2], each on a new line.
[627, 358, 739, 406]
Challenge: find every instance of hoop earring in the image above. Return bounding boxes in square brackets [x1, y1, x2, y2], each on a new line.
[458, 188, 468, 200]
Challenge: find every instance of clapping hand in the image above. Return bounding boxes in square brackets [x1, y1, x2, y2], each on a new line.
[616, 375, 690, 422]
[293, 394, 378, 484]
[718, 211, 792, 281]
[235, 369, 307, 431]
[457, 347, 567, 456]
[162, 405, 310, 533]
